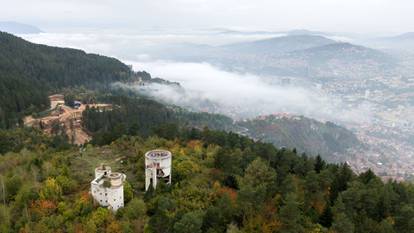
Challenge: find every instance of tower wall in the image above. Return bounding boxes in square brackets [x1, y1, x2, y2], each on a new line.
[91, 182, 108, 206]
[145, 150, 172, 191]
[107, 185, 124, 212]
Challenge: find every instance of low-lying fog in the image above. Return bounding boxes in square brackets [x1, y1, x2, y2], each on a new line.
[21, 31, 373, 125]
[123, 60, 372, 124]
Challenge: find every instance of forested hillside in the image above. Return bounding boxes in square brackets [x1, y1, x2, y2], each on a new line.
[1, 125, 414, 233]
[0, 31, 146, 128]
[239, 115, 363, 162]
[82, 93, 235, 145]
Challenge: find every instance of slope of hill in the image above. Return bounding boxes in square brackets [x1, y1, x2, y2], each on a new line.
[238, 114, 364, 162]
[1, 122, 414, 232]
[0, 31, 144, 128]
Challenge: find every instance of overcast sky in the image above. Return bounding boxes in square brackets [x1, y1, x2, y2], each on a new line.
[1, 0, 413, 34]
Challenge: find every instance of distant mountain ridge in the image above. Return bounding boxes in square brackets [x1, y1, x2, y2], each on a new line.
[0, 21, 42, 34]
[221, 35, 336, 55]
[212, 28, 330, 37]
[392, 32, 414, 40]
[284, 29, 329, 36]
[366, 32, 414, 52]
[149, 34, 397, 79]
[379, 32, 414, 41]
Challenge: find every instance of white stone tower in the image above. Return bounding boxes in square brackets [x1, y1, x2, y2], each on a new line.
[145, 149, 172, 191]
[91, 164, 126, 212]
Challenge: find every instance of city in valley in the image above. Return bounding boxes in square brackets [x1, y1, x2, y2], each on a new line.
[320, 74, 414, 181]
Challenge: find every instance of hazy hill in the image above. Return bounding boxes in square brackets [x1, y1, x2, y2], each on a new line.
[151, 34, 397, 79]
[368, 32, 414, 52]
[221, 35, 336, 55]
[208, 41, 396, 79]
[143, 35, 336, 61]
[263, 42, 396, 78]
[213, 28, 329, 36]
[286, 42, 391, 62]
[284, 29, 329, 36]
[238, 114, 364, 162]
[0, 21, 42, 34]
[375, 32, 414, 43]
[389, 32, 414, 40]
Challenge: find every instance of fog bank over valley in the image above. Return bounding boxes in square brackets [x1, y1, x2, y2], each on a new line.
[125, 60, 373, 125]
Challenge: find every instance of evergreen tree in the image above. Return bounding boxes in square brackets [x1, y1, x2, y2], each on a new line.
[237, 158, 277, 215]
[331, 213, 354, 233]
[173, 211, 204, 233]
[314, 155, 325, 173]
[395, 205, 414, 233]
[331, 196, 354, 233]
[279, 193, 304, 233]
[319, 206, 333, 227]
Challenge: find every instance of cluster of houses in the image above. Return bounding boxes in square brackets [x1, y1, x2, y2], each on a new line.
[90, 149, 172, 212]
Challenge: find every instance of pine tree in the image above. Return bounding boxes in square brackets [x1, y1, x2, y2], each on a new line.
[314, 155, 325, 173]
[279, 193, 304, 233]
[331, 213, 354, 233]
[331, 196, 354, 233]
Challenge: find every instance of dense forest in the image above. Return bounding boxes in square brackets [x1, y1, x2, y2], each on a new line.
[1, 123, 414, 233]
[0, 31, 152, 128]
[82, 93, 235, 146]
